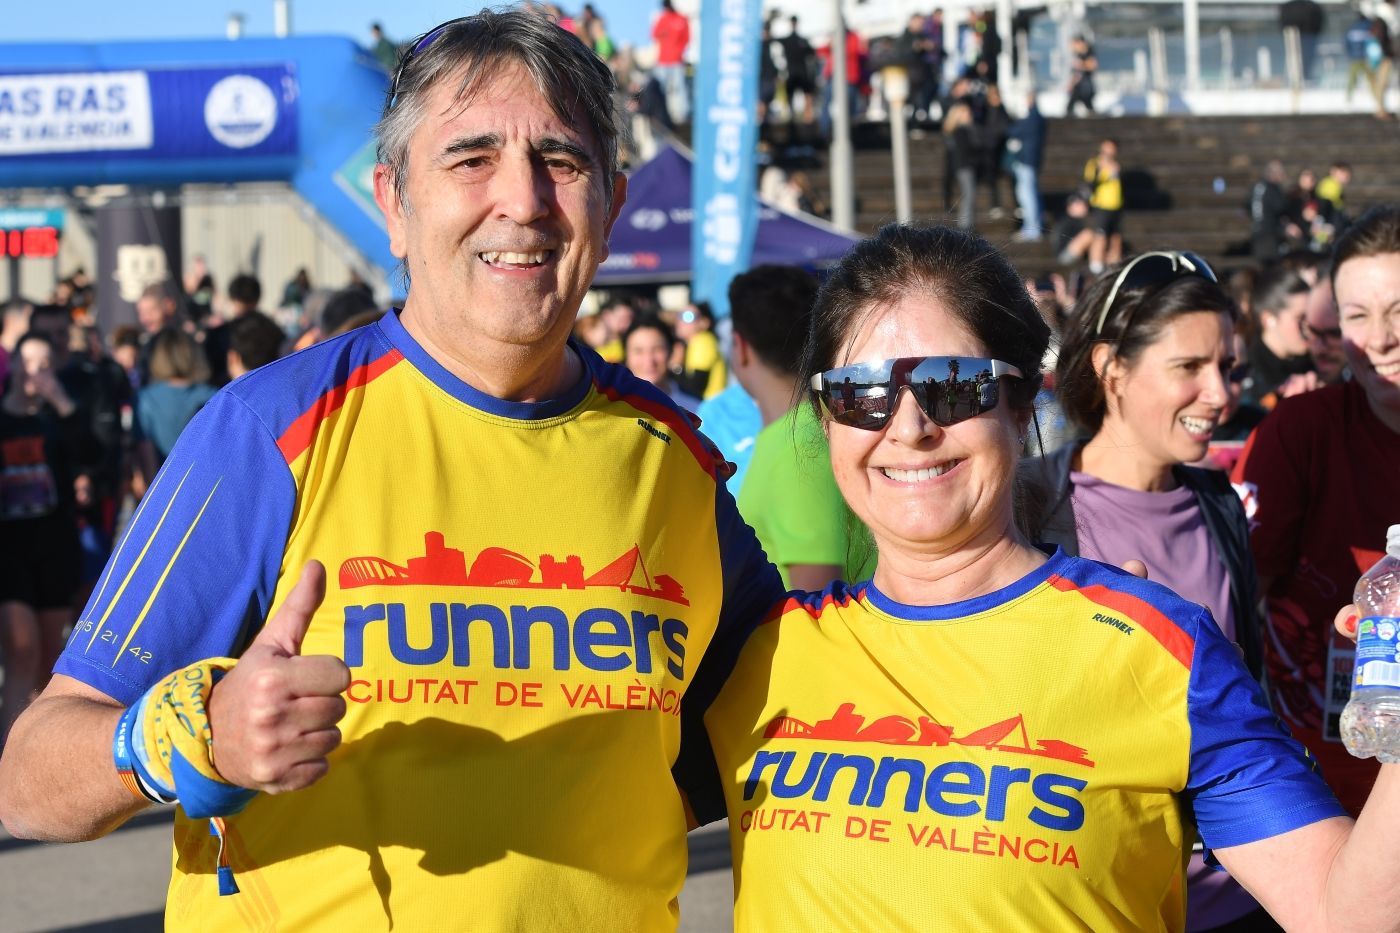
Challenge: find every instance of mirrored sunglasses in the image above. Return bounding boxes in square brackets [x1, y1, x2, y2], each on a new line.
[810, 356, 1025, 431]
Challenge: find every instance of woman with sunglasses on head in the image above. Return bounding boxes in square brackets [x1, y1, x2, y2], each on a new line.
[695, 224, 1400, 932]
[1020, 251, 1271, 931]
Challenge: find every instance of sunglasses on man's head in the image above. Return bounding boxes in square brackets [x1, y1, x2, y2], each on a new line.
[810, 356, 1026, 431]
[387, 17, 472, 110]
[1094, 251, 1219, 337]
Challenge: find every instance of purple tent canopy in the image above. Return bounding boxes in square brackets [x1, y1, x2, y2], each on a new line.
[596, 145, 858, 286]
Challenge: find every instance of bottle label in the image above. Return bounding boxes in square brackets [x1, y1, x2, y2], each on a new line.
[1353, 616, 1400, 692]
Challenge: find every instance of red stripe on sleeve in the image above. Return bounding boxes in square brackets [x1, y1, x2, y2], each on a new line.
[1049, 574, 1196, 669]
[276, 350, 405, 464]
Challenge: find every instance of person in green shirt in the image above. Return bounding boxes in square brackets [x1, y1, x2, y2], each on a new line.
[730, 265, 874, 589]
[369, 23, 399, 73]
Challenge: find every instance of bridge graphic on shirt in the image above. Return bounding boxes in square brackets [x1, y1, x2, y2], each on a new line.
[765, 702, 1095, 768]
[338, 531, 689, 606]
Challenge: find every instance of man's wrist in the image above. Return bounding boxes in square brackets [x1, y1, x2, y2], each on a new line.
[112, 659, 257, 818]
[112, 698, 176, 805]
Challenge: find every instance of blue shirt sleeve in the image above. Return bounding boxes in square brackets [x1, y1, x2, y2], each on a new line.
[672, 482, 785, 823]
[54, 390, 296, 705]
[1184, 606, 1348, 853]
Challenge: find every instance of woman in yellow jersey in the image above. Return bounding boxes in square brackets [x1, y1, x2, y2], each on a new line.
[1084, 137, 1124, 273]
[701, 224, 1397, 933]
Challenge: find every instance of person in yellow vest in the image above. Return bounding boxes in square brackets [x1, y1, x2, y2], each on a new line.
[674, 301, 728, 400]
[1316, 161, 1352, 223]
[1084, 137, 1123, 274]
[594, 297, 636, 363]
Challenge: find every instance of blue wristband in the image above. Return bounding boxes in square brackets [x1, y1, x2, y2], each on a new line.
[113, 696, 175, 804]
[113, 670, 257, 818]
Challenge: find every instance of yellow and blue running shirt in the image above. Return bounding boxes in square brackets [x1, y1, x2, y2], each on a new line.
[56, 310, 782, 932]
[705, 549, 1345, 932]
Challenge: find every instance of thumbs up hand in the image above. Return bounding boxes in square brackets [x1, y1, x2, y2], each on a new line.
[208, 562, 351, 794]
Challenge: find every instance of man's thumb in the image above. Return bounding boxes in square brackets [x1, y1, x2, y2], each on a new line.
[254, 561, 327, 656]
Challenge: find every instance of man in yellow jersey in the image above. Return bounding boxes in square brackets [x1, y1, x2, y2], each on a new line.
[0, 11, 782, 931]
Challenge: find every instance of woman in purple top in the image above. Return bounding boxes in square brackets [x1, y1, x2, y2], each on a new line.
[1019, 251, 1271, 933]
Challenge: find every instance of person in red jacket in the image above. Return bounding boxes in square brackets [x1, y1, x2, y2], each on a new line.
[817, 27, 866, 138]
[651, 0, 691, 124]
[1233, 204, 1400, 816]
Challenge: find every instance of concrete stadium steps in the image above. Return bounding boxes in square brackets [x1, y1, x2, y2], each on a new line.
[782, 113, 1400, 276]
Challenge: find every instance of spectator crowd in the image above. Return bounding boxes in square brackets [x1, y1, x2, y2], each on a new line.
[0, 264, 381, 743]
[2, 8, 1400, 933]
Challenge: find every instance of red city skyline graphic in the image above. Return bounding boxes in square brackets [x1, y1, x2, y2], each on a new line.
[766, 702, 1095, 768]
[338, 531, 689, 606]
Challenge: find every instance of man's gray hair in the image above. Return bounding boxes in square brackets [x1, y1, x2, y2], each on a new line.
[375, 8, 623, 206]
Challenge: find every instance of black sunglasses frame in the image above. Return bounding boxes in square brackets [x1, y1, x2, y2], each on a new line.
[810, 356, 1026, 431]
[1093, 251, 1219, 340]
[387, 17, 472, 111]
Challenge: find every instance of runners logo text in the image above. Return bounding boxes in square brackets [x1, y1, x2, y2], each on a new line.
[339, 532, 690, 677]
[738, 703, 1094, 868]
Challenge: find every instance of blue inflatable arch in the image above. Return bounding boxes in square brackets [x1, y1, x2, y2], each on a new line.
[0, 37, 395, 276]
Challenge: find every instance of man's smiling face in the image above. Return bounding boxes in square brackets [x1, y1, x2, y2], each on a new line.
[379, 60, 625, 354]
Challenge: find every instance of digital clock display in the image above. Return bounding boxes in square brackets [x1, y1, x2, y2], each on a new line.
[2, 226, 60, 258]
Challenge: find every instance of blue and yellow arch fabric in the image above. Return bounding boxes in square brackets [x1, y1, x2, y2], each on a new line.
[57, 310, 782, 931]
[705, 551, 1345, 932]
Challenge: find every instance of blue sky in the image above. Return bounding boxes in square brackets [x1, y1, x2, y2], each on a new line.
[6, 0, 658, 54]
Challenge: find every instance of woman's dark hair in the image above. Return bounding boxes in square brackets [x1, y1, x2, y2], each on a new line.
[12, 331, 54, 360]
[1332, 204, 1400, 289]
[1055, 259, 1237, 436]
[623, 313, 676, 353]
[799, 224, 1048, 420]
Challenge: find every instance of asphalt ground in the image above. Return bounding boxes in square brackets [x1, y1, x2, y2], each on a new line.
[0, 811, 735, 932]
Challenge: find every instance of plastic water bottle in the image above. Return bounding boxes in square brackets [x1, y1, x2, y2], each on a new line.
[1340, 525, 1400, 762]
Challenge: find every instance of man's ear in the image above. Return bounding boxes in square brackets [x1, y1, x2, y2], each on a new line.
[598, 172, 629, 263]
[731, 331, 751, 368]
[374, 164, 408, 260]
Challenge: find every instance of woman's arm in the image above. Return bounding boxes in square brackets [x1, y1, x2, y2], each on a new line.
[1217, 771, 1400, 932]
[1216, 603, 1380, 930]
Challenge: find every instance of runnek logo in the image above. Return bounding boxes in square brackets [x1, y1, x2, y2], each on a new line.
[744, 703, 1093, 830]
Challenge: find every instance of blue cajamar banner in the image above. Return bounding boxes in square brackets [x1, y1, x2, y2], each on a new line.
[690, 0, 765, 317]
